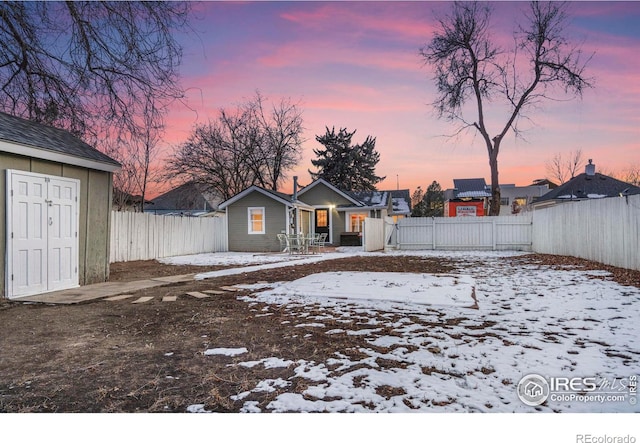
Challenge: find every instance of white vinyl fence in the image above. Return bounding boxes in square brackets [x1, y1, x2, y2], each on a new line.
[110, 211, 228, 263]
[532, 194, 640, 271]
[396, 215, 533, 251]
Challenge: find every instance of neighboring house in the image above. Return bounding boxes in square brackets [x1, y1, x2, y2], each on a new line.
[499, 182, 551, 214]
[444, 178, 491, 217]
[218, 178, 406, 252]
[390, 189, 412, 221]
[112, 188, 153, 212]
[533, 160, 640, 209]
[0, 111, 120, 299]
[444, 178, 551, 216]
[144, 181, 222, 216]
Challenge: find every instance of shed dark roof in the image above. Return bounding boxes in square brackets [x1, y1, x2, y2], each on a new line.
[536, 172, 640, 202]
[0, 111, 120, 167]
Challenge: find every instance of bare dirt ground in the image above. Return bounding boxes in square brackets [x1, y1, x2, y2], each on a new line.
[0, 253, 638, 412]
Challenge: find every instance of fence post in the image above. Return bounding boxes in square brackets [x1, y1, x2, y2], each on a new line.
[492, 218, 497, 251]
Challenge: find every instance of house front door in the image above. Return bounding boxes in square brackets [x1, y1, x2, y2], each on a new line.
[314, 208, 330, 237]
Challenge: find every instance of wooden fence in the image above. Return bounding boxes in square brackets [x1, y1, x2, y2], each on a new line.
[110, 211, 228, 263]
[396, 215, 533, 251]
[532, 194, 640, 271]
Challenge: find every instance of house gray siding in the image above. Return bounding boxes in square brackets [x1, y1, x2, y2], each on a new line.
[299, 182, 353, 245]
[1, 152, 114, 297]
[226, 191, 287, 252]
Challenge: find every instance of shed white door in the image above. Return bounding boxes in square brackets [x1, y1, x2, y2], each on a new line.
[7, 170, 79, 299]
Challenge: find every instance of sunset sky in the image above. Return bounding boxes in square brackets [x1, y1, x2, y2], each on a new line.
[156, 1, 640, 198]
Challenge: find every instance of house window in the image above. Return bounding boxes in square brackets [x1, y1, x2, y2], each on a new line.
[500, 197, 509, 206]
[349, 213, 367, 232]
[248, 207, 265, 234]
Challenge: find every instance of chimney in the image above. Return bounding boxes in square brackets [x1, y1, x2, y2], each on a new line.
[585, 159, 596, 176]
[292, 176, 298, 201]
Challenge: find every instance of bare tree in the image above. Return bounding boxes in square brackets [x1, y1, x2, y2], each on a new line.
[545, 148, 585, 184]
[420, 1, 592, 215]
[0, 1, 190, 200]
[622, 165, 640, 186]
[166, 93, 304, 200]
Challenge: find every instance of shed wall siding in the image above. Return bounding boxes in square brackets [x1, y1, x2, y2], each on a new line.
[1, 152, 113, 296]
[227, 192, 287, 252]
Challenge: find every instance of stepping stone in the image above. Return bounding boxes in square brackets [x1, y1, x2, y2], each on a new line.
[162, 295, 177, 302]
[132, 296, 153, 304]
[104, 294, 134, 302]
[186, 291, 210, 299]
[202, 289, 225, 295]
[220, 286, 243, 292]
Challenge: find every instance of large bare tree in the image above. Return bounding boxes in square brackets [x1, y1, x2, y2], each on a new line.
[166, 92, 304, 200]
[420, 1, 592, 215]
[0, 1, 189, 205]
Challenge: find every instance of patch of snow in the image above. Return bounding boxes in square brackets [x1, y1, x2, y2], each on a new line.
[186, 404, 210, 413]
[255, 272, 475, 307]
[204, 347, 248, 356]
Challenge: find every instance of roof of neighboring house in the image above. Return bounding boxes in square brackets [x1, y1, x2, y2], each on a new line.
[452, 178, 492, 198]
[535, 172, 640, 203]
[345, 190, 390, 208]
[113, 189, 153, 207]
[390, 189, 412, 215]
[146, 182, 222, 212]
[0, 111, 120, 172]
[530, 178, 559, 189]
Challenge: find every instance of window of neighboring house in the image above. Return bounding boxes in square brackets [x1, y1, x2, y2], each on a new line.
[349, 213, 367, 232]
[248, 207, 265, 234]
[500, 197, 510, 206]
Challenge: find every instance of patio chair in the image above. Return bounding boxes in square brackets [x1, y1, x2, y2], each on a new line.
[287, 234, 305, 255]
[277, 234, 288, 253]
[316, 233, 328, 252]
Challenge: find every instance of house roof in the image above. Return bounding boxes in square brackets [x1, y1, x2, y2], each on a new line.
[218, 185, 314, 210]
[146, 181, 222, 212]
[0, 111, 120, 172]
[452, 178, 492, 198]
[535, 172, 640, 203]
[297, 178, 363, 206]
[346, 190, 389, 208]
[390, 189, 412, 215]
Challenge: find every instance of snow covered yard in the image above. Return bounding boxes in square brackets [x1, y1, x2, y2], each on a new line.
[190, 250, 640, 413]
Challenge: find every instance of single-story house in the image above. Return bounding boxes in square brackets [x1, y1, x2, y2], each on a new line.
[218, 178, 406, 251]
[144, 181, 222, 216]
[0, 111, 120, 299]
[533, 160, 640, 209]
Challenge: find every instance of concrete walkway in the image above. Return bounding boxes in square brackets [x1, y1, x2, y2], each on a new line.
[15, 274, 195, 305]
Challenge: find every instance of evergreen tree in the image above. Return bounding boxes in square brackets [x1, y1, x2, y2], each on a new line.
[309, 126, 385, 191]
[424, 181, 444, 217]
[411, 187, 428, 217]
